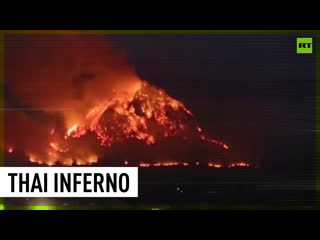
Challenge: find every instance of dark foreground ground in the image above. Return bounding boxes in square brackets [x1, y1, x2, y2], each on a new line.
[4, 167, 316, 208]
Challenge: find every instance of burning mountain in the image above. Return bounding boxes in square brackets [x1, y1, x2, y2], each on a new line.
[4, 34, 241, 167]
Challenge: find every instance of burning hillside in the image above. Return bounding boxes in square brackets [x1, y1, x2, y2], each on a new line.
[3, 34, 246, 168]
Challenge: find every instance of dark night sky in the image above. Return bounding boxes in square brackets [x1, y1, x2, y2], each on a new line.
[107, 34, 316, 170]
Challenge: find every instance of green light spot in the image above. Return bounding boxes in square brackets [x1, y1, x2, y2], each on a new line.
[29, 206, 55, 210]
[0, 204, 5, 210]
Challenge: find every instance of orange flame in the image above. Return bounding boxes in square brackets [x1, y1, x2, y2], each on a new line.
[7, 82, 229, 166]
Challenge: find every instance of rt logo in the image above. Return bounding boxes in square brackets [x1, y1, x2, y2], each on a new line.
[297, 38, 313, 54]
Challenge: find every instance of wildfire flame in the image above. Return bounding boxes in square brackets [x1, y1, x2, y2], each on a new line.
[6, 81, 230, 166]
[4, 35, 237, 167]
[7, 147, 14, 154]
